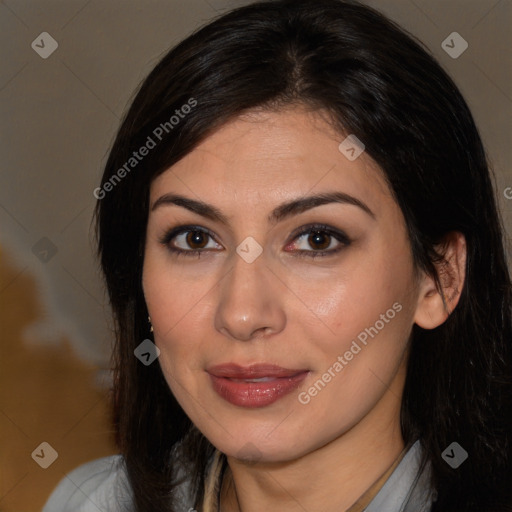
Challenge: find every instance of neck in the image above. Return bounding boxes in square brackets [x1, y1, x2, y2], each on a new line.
[220, 380, 406, 512]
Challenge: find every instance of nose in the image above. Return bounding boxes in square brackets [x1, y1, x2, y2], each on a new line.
[214, 250, 286, 342]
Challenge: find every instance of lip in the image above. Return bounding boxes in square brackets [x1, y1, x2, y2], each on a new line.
[207, 363, 309, 408]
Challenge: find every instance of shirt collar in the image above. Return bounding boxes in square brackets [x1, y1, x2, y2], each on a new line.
[363, 439, 437, 512]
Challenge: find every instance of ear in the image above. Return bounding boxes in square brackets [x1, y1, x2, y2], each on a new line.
[414, 231, 466, 329]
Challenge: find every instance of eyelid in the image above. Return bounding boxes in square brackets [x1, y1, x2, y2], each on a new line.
[159, 222, 351, 257]
[158, 224, 220, 247]
[286, 223, 351, 245]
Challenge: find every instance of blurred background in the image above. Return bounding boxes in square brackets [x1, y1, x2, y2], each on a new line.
[0, 0, 511, 510]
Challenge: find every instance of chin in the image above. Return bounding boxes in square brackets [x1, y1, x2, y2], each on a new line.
[210, 430, 309, 464]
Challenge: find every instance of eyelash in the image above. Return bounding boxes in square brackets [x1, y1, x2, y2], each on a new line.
[158, 223, 351, 260]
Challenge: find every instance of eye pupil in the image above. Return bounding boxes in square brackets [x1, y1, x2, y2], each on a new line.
[186, 230, 208, 249]
[309, 231, 330, 250]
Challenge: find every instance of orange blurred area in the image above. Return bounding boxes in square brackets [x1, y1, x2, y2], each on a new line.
[0, 250, 117, 512]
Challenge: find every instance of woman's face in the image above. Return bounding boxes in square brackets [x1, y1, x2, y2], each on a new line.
[143, 107, 424, 462]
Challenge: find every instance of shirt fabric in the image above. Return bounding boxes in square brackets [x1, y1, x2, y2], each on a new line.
[42, 439, 436, 512]
[345, 443, 409, 511]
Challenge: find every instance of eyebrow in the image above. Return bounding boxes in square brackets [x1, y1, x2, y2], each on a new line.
[151, 191, 376, 224]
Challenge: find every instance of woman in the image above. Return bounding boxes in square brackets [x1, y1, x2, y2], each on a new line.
[43, 0, 512, 510]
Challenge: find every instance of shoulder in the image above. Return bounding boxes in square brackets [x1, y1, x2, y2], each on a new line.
[42, 454, 133, 512]
[42, 451, 197, 512]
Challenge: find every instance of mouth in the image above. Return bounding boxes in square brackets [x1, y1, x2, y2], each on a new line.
[206, 363, 310, 408]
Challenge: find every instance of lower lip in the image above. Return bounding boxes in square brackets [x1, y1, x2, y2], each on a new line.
[208, 372, 309, 408]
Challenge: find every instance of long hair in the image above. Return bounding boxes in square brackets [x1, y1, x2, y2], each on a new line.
[94, 1, 512, 510]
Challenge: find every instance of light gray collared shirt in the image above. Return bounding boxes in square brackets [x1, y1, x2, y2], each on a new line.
[42, 439, 436, 512]
[364, 439, 437, 512]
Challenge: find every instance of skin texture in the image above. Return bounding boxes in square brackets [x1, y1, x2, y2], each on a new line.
[142, 107, 466, 511]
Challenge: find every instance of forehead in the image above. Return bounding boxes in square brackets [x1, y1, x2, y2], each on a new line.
[149, 108, 392, 217]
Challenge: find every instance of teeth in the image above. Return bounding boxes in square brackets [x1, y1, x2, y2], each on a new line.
[232, 377, 275, 382]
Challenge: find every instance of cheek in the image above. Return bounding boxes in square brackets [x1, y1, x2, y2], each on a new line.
[142, 252, 215, 367]
[295, 248, 416, 414]
[306, 289, 411, 386]
[296, 304, 412, 438]
[144, 248, 199, 327]
[298, 253, 414, 348]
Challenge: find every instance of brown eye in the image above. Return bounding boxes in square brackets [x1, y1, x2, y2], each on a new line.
[185, 230, 209, 249]
[286, 224, 351, 259]
[308, 231, 332, 251]
[160, 226, 221, 256]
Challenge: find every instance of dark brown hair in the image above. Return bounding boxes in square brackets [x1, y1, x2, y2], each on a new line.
[95, 1, 512, 510]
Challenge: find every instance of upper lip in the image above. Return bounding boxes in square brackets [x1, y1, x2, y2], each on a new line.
[207, 363, 308, 379]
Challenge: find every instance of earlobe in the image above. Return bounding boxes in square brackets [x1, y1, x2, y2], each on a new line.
[414, 231, 466, 330]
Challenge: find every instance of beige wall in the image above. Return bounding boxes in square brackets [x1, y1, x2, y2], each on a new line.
[0, 1, 510, 510]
